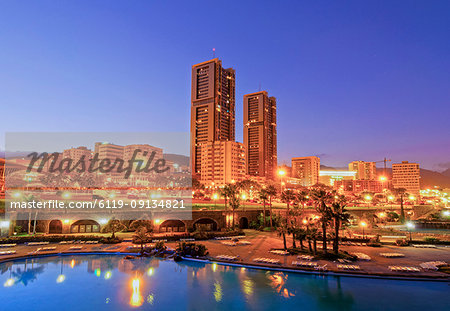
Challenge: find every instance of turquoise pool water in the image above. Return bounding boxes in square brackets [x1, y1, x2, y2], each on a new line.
[0, 254, 448, 311]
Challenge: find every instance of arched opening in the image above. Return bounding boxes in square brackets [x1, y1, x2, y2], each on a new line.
[159, 219, 186, 233]
[49, 219, 62, 234]
[239, 217, 249, 229]
[70, 220, 100, 233]
[193, 218, 218, 231]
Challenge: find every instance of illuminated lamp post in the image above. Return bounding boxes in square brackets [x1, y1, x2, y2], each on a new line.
[360, 221, 367, 240]
[406, 221, 415, 242]
[278, 169, 286, 191]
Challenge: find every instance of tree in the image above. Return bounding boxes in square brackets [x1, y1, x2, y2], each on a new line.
[219, 184, 234, 210]
[133, 226, 151, 255]
[130, 219, 153, 233]
[266, 185, 277, 228]
[306, 225, 319, 255]
[393, 188, 407, 223]
[258, 189, 269, 227]
[23, 194, 39, 235]
[311, 188, 333, 254]
[330, 196, 351, 255]
[296, 190, 309, 210]
[280, 189, 296, 221]
[277, 222, 288, 250]
[236, 179, 260, 199]
[102, 219, 126, 239]
[228, 184, 241, 228]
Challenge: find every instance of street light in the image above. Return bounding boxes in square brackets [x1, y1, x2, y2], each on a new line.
[360, 221, 367, 239]
[278, 169, 286, 191]
[406, 222, 415, 242]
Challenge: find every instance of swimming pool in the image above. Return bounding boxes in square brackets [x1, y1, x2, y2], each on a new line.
[0, 254, 448, 310]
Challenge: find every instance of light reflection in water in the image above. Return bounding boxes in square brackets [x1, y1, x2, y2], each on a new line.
[129, 277, 143, 307]
[267, 272, 295, 298]
[213, 281, 222, 302]
[242, 279, 254, 298]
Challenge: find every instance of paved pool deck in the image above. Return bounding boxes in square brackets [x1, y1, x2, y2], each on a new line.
[0, 231, 449, 281]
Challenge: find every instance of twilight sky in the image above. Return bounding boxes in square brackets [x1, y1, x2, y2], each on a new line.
[0, 1, 449, 171]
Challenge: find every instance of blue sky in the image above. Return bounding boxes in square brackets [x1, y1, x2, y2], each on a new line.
[0, 0, 449, 170]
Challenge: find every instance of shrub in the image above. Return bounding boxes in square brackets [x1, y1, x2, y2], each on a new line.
[395, 239, 409, 246]
[177, 242, 208, 257]
[424, 237, 440, 244]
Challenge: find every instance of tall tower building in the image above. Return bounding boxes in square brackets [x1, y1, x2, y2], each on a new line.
[190, 58, 236, 176]
[348, 161, 377, 180]
[243, 91, 277, 180]
[291, 156, 320, 187]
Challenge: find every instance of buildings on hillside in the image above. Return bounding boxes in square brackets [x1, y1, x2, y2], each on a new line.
[348, 161, 377, 180]
[243, 91, 277, 180]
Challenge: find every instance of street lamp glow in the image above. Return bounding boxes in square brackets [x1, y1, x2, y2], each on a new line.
[379, 176, 387, 181]
[12, 191, 21, 198]
[409, 196, 415, 200]
[442, 210, 450, 217]
[104, 271, 112, 280]
[406, 222, 415, 229]
[62, 192, 71, 199]
[0, 220, 10, 228]
[302, 219, 308, 225]
[56, 274, 66, 283]
[63, 219, 70, 224]
[241, 194, 246, 200]
[360, 221, 367, 227]
[388, 195, 395, 201]
[213, 193, 218, 200]
[277, 170, 286, 176]
[3, 278, 14, 287]
[364, 195, 372, 201]
[99, 218, 108, 225]
[154, 219, 161, 224]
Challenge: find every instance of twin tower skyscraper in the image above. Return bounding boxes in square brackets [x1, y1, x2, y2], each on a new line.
[190, 58, 277, 183]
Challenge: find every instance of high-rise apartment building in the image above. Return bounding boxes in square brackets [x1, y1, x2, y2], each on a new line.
[63, 146, 93, 167]
[392, 161, 420, 195]
[243, 91, 277, 180]
[200, 141, 245, 186]
[190, 58, 236, 176]
[291, 156, 320, 187]
[348, 161, 377, 180]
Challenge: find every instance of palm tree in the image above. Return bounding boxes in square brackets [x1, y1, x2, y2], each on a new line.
[296, 190, 309, 210]
[393, 188, 407, 223]
[228, 184, 241, 228]
[219, 184, 234, 210]
[306, 225, 319, 255]
[277, 223, 288, 250]
[330, 196, 350, 255]
[266, 185, 277, 228]
[281, 189, 296, 221]
[258, 189, 269, 227]
[133, 226, 151, 255]
[311, 188, 333, 254]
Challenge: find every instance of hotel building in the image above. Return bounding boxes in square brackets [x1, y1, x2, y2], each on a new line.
[291, 156, 320, 187]
[190, 58, 236, 176]
[392, 161, 420, 196]
[348, 161, 377, 180]
[200, 141, 246, 186]
[243, 91, 277, 180]
[94, 142, 124, 161]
